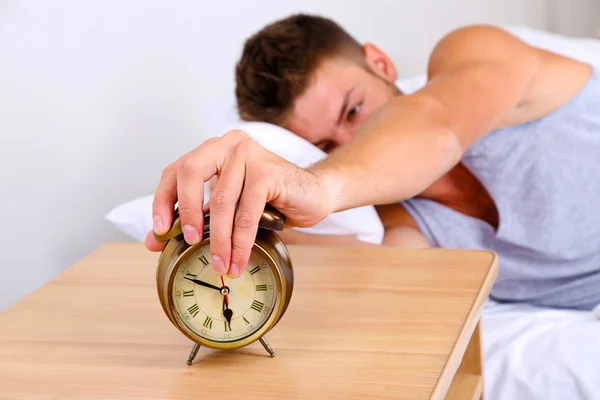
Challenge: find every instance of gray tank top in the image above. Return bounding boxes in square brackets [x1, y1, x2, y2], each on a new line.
[402, 67, 600, 310]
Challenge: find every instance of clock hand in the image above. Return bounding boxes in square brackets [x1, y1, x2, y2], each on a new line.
[221, 276, 233, 328]
[223, 308, 233, 328]
[220, 276, 229, 306]
[183, 276, 221, 291]
[222, 296, 233, 327]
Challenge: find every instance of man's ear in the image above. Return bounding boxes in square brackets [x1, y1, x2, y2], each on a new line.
[363, 43, 398, 83]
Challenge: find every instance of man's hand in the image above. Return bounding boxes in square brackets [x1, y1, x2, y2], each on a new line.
[145, 129, 334, 278]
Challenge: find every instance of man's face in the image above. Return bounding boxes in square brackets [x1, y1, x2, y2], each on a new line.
[283, 48, 400, 153]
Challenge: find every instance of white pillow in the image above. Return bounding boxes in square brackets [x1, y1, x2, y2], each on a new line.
[505, 25, 600, 67]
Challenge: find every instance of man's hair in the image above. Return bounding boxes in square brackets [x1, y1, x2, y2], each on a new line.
[235, 14, 365, 125]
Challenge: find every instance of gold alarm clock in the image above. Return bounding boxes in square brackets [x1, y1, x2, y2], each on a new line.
[154, 206, 294, 365]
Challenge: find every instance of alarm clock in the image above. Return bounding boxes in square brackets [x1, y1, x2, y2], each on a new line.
[154, 206, 294, 365]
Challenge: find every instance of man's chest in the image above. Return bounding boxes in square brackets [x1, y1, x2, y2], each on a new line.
[376, 163, 500, 231]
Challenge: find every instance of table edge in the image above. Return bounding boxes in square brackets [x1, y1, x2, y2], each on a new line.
[429, 250, 499, 399]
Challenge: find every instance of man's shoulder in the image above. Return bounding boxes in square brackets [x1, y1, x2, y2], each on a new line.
[427, 24, 536, 71]
[423, 23, 593, 130]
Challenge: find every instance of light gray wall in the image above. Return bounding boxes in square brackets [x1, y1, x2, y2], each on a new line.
[548, 0, 600, 38]
[0, 0, 553, 310]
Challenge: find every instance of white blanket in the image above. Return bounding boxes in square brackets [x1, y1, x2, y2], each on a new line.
[482, 302, 600, 399]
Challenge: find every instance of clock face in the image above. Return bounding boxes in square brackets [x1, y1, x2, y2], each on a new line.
[172, 244, 277, 343]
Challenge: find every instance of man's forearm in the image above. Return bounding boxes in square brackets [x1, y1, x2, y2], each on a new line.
[310, 94, 462, 212]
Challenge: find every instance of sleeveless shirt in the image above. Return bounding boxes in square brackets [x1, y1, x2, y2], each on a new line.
[402, 67, 600, 310]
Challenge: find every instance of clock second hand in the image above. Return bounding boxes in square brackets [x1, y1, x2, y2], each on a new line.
[220, 276, 229, 306]
[221, 276, 233, 327]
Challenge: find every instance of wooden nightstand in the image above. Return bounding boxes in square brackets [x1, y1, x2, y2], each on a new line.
[0, 243, 497, 399]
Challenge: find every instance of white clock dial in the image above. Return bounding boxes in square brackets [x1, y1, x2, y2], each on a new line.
[172, 245, 277, 342]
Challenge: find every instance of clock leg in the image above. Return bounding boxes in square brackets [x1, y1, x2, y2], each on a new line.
[186, 343, 201, 365]
[259, 336, 276, 358]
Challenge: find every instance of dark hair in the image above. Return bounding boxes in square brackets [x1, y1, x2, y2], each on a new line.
[235, 14, 364, 125]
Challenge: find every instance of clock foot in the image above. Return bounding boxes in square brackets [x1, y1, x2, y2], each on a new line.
[259, 337, 276, 358]
[186, 343, 201, 365]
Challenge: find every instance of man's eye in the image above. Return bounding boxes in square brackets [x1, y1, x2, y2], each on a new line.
[317, 141, 331, 150]
[316, 140, 335, 152]
[347, 104, 361, 119]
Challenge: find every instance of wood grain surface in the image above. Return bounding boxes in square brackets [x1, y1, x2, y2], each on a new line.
[0, 243, 497, 400]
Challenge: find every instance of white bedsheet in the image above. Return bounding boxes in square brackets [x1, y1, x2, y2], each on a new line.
[482, 302, 600, 399]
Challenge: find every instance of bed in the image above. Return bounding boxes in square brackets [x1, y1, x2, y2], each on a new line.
[106, 26, 600, 400]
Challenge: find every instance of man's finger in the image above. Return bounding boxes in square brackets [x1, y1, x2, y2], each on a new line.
[177, 154, 209, 246]
[203, 175, 218, 214]
[208, 146, 246, 276]
[152, 164, 178, 235]
[228, 170, 268, 279]
[145, 230, 167, 252]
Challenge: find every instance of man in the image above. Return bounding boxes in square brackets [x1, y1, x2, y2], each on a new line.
[147, 14, 600, 310]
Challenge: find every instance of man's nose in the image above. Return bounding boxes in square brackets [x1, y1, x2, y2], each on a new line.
[333, 129, 355, 147]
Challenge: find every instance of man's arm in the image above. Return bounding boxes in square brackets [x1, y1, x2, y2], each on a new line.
[312, 25, 593, 211]
[148, 25, 591, 277]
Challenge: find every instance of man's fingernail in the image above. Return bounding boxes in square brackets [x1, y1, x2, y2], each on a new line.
[153, 215, 164, 233]
[183, 225, 200, 244]
[212, 255, 226, 275]
[227, 263, 241, 279]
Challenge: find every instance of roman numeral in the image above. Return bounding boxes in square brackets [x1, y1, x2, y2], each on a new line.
[188, 304, 200, 318]
[185, 271, 197, 279]
[198, 254, 209, 267]
[182, 289, 194, 297]
[224, 321, 231, 332]
[202, 316, 213, 329]
[249, 266, 261, 275]
[256, 284, 267, 291]
[250, 300, 264, 313]
[243, 316, 250, 325]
